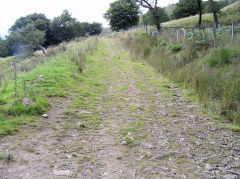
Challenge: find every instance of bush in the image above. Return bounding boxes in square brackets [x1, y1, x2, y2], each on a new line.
[204, 47, 240, 67]
[0, 98, 7, 105]
[157, 40, 168, 47]
[169, 44, 183, 53]
[8, 98, 50, 116]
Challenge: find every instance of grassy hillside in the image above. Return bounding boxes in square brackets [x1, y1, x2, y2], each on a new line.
[164, 4, 176, 16]
[162, 1, 240, 28]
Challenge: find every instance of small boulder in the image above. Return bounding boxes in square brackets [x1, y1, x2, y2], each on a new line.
[77, 122, 85, 128]
[53, 170, 71, 176]
[121, 141, 128, 145]
[22, 97, 35, 106]
[42, 114, 48, 118]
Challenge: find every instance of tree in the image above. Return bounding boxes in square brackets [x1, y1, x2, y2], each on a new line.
[0, 37, 10, 57]
[197, 0, 202, 28]
[9, 13, 50, 32]
[141, 7, 169, 26]
[104, 0, 140, 31]
[9, 13, 52, 47]
[7, 24, 45, 58]
[50, 10, 84, 44]
[208, 0, 220, 27]
[171, 0, 199, 19]
[137, 0, 162, 31]
[82, 22, 103, 36]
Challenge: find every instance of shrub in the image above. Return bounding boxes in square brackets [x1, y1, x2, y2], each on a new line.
[0, 98, 7, 105]
[157, 40, 168, 47]
[8, 98, 50, 116]
[169, 44, 183, 53]
[204, 47, 240, 67]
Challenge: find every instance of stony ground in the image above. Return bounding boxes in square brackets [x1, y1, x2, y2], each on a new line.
[0, 38, 240, 179]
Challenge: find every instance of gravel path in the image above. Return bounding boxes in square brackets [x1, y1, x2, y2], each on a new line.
[0, 39, 239, 179]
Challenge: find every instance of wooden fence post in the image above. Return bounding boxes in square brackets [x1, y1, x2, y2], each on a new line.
[192, 29, 194, 40]
[177, 30, 179, 41]
[202, 29, 205, 41]
[213, 22, 217, 48]
[232, 22, 235, 46]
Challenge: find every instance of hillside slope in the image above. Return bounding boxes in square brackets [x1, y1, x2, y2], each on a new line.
[163, 1, 240, 28]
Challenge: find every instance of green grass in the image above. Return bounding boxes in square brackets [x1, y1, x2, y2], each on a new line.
[162, 1, 240, 28]
[0, 38, 100, 136]
[120, 27, 240, 126]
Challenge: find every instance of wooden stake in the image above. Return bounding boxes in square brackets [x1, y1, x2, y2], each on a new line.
[232, 22, 235, 46]
[213, 22, 217, 48]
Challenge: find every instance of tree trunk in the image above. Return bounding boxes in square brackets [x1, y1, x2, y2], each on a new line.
[197, 0, 202, 28]
[151, 8, 161, 32]
[213, 11, 218, 27]
[209, 0, 219, 27]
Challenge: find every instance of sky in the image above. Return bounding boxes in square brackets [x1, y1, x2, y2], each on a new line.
[0, 0, 179, 36]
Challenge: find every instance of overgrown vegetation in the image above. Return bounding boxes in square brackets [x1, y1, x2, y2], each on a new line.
[120, 28, 240, 125]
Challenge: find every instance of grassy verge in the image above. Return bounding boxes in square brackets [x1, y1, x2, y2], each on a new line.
[0, 37, 99, 136]
[119, 30, 240, 130]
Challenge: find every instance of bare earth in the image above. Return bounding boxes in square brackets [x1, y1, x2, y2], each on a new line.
[0, 39, 240, 179]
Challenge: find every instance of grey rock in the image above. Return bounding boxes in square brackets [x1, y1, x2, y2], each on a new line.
[79, 111, 91, 114]
[127, 120, 133, 123]
[205, 164, 213, 171]
[224, 174, 239, 179]
[42, 114, 48, 118]
[77, 122, 85, 128]
[121, 141, 128, 145]
[195, 140, 202, 146]
[53, 170, 71, 176]
[22, 97, 35, 106]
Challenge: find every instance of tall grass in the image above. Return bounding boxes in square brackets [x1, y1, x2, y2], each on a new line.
[120, 30, 240, 124]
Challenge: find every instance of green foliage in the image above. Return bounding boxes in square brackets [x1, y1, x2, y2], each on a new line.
[122, 30, 240, 125]
[169, 44, 183, 53]
[82, 22, 102, 36]
[141, 7, 169, 26]
[104, 0, 139, 31]
[133, 30, 149, 41]
[7, 24, 45, 58]
[0, 37, 98, 135]
[9, 13, 50, 32]
[0, 38, 10, 57]
[204, 47, 240, 67]
[50, 10, 83, 44]
[163, 1, 240, 28]
[171, 0, 199, 19]
[8, 98, 50, 116]
[158, 40, 168, 47]
[0, 98, 7, 105]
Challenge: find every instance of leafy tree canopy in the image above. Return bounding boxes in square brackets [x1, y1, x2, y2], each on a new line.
[7, 24, 45, 58]
[141, 7, 169, 26]
[171, 0, 199, 19]
[104, 0, 140, 31]
[9, 13, 50, 32]
[50, 10, 83, 44]
[82, 22, 103, 36]
[0, 37, 10, 57]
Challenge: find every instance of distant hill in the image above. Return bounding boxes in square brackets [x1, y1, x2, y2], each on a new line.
[164, 4, 176, 17]
[162, 1, 240, 28]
